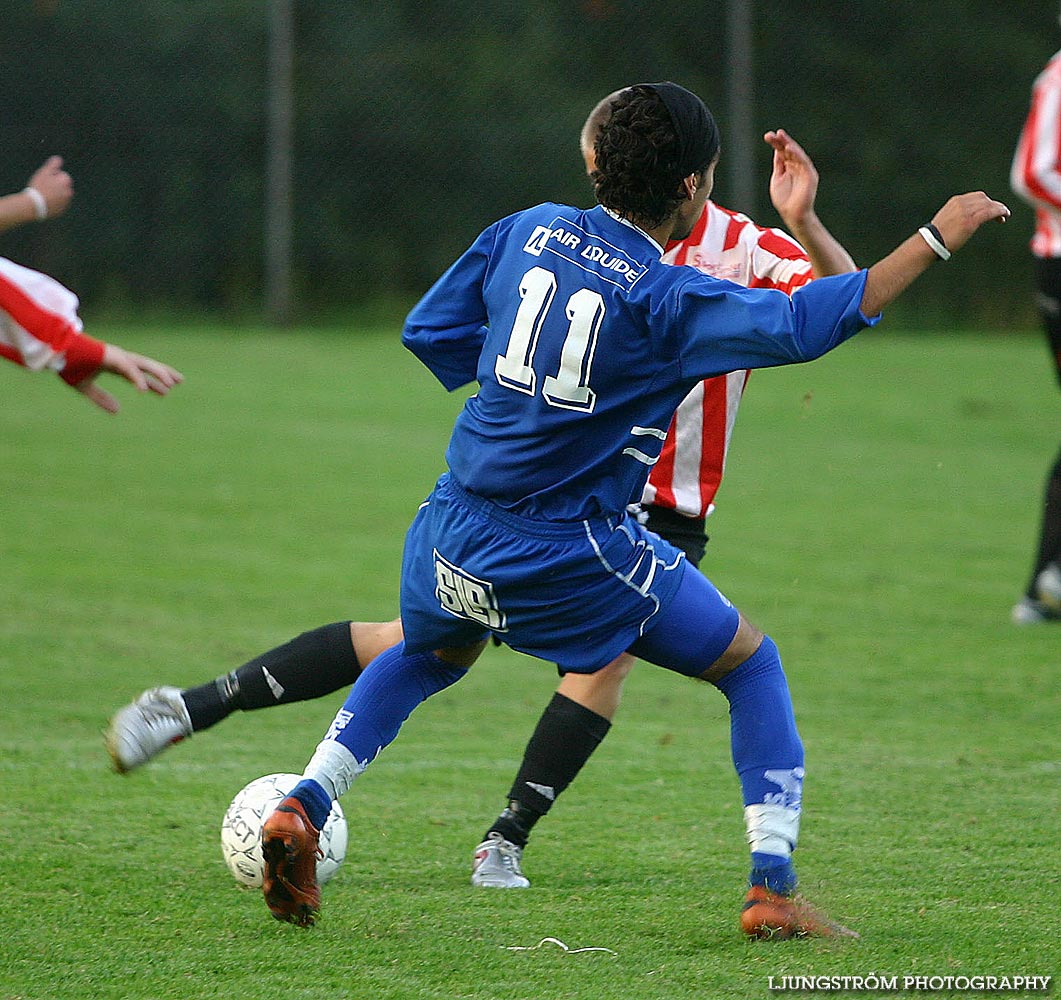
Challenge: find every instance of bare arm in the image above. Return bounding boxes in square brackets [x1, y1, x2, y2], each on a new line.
[0, 157, 74, 233]
[860, 192, 1010, 317]
[765, 129, 856, 277]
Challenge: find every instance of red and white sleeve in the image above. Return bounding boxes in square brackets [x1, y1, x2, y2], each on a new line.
[1011, 50, 1061, 257]
[0, 257, 104, 384]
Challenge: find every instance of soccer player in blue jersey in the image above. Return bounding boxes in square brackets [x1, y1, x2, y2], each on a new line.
[271, 83, 1008, 935]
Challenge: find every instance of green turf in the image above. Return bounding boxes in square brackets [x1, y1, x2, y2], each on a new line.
[1, 324, 1057, 1000]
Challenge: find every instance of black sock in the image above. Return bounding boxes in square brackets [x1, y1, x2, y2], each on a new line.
[486, 692, 611, 847]
[1027, 446, 1061, 598]
[181, 622, 360, 732]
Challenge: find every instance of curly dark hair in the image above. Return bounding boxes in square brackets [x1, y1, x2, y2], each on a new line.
[593, 85, 690, 229]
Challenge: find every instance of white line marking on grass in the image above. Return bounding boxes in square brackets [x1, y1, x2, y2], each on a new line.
[503, 936, 617, 956]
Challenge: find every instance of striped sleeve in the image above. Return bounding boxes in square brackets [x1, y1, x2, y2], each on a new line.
[1011, 49, 1061, 257]
[0, 257, 105, 384]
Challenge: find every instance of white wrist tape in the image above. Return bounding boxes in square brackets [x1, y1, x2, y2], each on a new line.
[23, 186, 48, 220]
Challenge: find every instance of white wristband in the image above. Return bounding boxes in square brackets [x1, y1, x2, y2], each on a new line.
[918, 224, 950, 261]
[23, 186, 48, 220]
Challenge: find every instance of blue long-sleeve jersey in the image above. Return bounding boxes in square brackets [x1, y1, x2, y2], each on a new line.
[403, 203, 876, 522]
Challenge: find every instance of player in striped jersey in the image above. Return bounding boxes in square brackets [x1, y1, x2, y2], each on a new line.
[0, 256, 182, 411]
[1009, 45, 1061, 623]
[648, 199, 813, 532]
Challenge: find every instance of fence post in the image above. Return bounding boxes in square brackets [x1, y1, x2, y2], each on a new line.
[265, 0, 293, 326]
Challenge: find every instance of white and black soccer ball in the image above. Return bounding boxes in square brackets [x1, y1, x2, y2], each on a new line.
[220, 772, 348, 888]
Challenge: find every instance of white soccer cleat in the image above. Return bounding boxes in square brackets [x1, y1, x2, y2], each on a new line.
[1035, 562, 1061, 611]
[1011, 596, 1061, 625]
[471, 832, 530, 888]
[105, 686, 193, 773]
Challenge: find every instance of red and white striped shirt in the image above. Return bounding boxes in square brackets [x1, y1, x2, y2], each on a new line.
[642, 201, 813, 517]
[1011, 48, 1061, 258]
[0, 256, 104, 385]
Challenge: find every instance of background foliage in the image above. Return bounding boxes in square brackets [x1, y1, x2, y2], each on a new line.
[1, 1, 1057, 324]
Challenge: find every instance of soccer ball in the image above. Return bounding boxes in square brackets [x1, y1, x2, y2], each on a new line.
[220, 772, 348, 888]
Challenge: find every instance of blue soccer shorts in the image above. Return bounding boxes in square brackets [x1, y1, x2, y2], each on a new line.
[399, 473, 739, 674]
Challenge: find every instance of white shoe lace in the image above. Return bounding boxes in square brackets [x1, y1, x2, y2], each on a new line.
[492, 840, 524, 875]
[474, 833, 526, 878]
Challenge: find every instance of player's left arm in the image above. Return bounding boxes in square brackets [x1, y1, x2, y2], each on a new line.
[764, 129, 856, 278]
[859, 191, 1010, 317]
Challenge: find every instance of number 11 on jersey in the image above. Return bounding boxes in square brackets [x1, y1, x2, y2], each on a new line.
[494, 266, 605, 413]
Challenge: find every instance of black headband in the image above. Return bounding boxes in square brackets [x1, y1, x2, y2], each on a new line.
[647, 81, 720, 177]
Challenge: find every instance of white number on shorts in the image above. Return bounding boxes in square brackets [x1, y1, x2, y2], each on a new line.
[495, 267, 605, 412]
[433, 550, 507, 631]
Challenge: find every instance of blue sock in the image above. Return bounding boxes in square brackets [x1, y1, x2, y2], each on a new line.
[750, 852, 798, 895]
[290, 778, 333, 831]
[712, 635, 804, 894]
[291, 642, 467, 829]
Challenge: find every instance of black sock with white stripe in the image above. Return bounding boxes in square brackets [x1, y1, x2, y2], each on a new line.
[181, 622, 359, 732]
[486, 692, 611, 847]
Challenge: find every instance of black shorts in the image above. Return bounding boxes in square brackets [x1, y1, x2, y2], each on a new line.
[642, 504, 708, 569]
[1034, 256, 1061, 387]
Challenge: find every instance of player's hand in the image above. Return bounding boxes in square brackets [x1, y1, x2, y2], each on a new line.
[26, 156, 74, 219]
[765, 129, 819, 226]
[73, 343, 184, 413]
[930, 192, 1011, 254]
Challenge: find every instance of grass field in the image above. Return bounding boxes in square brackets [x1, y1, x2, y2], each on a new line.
[1, 323, 1058, 1000]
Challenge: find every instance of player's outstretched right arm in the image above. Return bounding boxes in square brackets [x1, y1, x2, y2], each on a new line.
[860, 192, 1011, 318]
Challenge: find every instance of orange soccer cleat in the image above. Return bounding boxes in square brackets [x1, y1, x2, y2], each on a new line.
[740, 885, 860, 940]
[261, 796, 322, 927]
